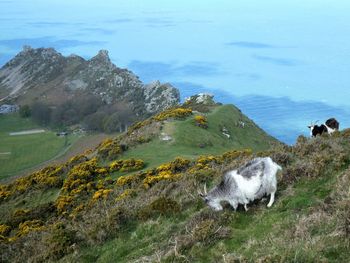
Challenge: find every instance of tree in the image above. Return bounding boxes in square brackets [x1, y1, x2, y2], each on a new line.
[31, 102, 52, 125]
[103, 113, 121, 133]
[83, 112, 106, 131]
[19, 105, 31, 118]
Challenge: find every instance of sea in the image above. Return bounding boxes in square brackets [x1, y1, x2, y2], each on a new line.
[1, 0, 349, 144]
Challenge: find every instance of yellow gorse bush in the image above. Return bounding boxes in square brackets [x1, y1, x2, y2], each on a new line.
[127, 107, 192, 135]
[0, 165, 65, 201]
[92, 189, 113, 201]
[17, 220, 45, 237]
[56, 157, 117, 214]
[152, 107, 193, 121]
[115, 189, 136, 202]
[143, 172, 182, 188]
[56, 195, 74, 214]
[97, 138, 124, 159]
[109, 158, 145, 172]
[194, 115, 208, 128]
[0, 224, 11, 236]
[142, 157, 191, 188]
[116, 174, 139, 187]
[67, 154, 88, 166]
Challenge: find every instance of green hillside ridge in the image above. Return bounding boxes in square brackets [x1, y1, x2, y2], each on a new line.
[120, 104, 276, 169]
[1, 101, 349, 262]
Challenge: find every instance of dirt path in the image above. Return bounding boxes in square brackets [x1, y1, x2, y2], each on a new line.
[9, 129, 46, 136]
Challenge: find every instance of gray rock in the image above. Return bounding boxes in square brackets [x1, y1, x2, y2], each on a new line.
[0, 47, 180, 115]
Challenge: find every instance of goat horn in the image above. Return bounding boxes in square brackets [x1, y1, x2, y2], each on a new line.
[204, 183, 207, 195]
[197, 188, 204, 197]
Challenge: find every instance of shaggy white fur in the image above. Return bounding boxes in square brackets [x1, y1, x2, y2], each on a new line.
[203, 157, 281, 211]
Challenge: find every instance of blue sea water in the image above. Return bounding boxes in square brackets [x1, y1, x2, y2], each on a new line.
[0, 0, 349, 144]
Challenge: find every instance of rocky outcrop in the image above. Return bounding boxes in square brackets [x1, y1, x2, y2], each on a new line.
[0, 46, 180, 115]
[185, 93, 215, 105]
[144, 81, 180, 113]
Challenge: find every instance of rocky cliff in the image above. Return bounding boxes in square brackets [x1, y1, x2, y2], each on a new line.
[0, 46, 180, 116]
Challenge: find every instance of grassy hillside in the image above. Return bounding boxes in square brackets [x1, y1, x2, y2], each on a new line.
[120, 104, 276, 169]
[1, 131, 350, 262]
[2, 104, 349, 262]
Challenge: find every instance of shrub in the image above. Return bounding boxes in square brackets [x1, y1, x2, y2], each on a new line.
[194, 115, 208, 128]
[92, 189, 113, 201]
[17, 220, 45, 237]
[116, 174, 141, 187]
[45, 222, 78, 260]
[109, 158, 145, 173]
[127, 107, 192, 135]
[138, 197, 181, 220]
[115, 189, 136, 202]
[97, 139, 125, 159]
[0, 165, 65, 201]
[19, 105, 31, 118]
[78, 206, 132, 246]
[0, 224, 11, 236]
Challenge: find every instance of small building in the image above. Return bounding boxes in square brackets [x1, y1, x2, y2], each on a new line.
[0, 104, 19, 114]
[56, 132, 68, 137]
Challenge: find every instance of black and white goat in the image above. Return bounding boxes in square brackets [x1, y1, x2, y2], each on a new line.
[199, 157, 282, 211]
[325, 118, 339, 134]
[308, 118, 339, 137]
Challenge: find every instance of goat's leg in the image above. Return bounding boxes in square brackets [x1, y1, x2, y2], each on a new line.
[267, 192, 275, 207]
[228, 200, 238, 211]
[244, 203, 249, 211]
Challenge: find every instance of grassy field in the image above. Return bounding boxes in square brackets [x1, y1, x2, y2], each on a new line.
[121, 105, 277, 169]
[0, 113, 78, 180]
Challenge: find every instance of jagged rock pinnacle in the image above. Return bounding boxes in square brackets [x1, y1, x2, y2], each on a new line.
[22, 45, 33, 52]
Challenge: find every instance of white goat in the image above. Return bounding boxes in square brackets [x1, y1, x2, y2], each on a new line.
[199, 157, 282, 211]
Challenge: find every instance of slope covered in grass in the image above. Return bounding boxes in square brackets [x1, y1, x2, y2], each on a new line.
[1, 100, 349, 262]
[1, 127, 350, 262]
[120, 104, 276, 169]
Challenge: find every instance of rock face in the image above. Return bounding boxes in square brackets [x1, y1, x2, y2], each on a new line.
[185, 93, 215, 105]
[0, 46, 180, 115]
[144, 80, 180, 113]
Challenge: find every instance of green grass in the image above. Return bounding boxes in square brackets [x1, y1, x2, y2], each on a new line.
[2, 110, 350, 262]
[74, 171, 341, 263]
[0, 188, 60, 220]
[63, 213, 189, 263]
[121, 105, 277, 170]
[188, 173, 340, 262]
[0, 113, 39, 133]
[0, 113, 78, 180]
